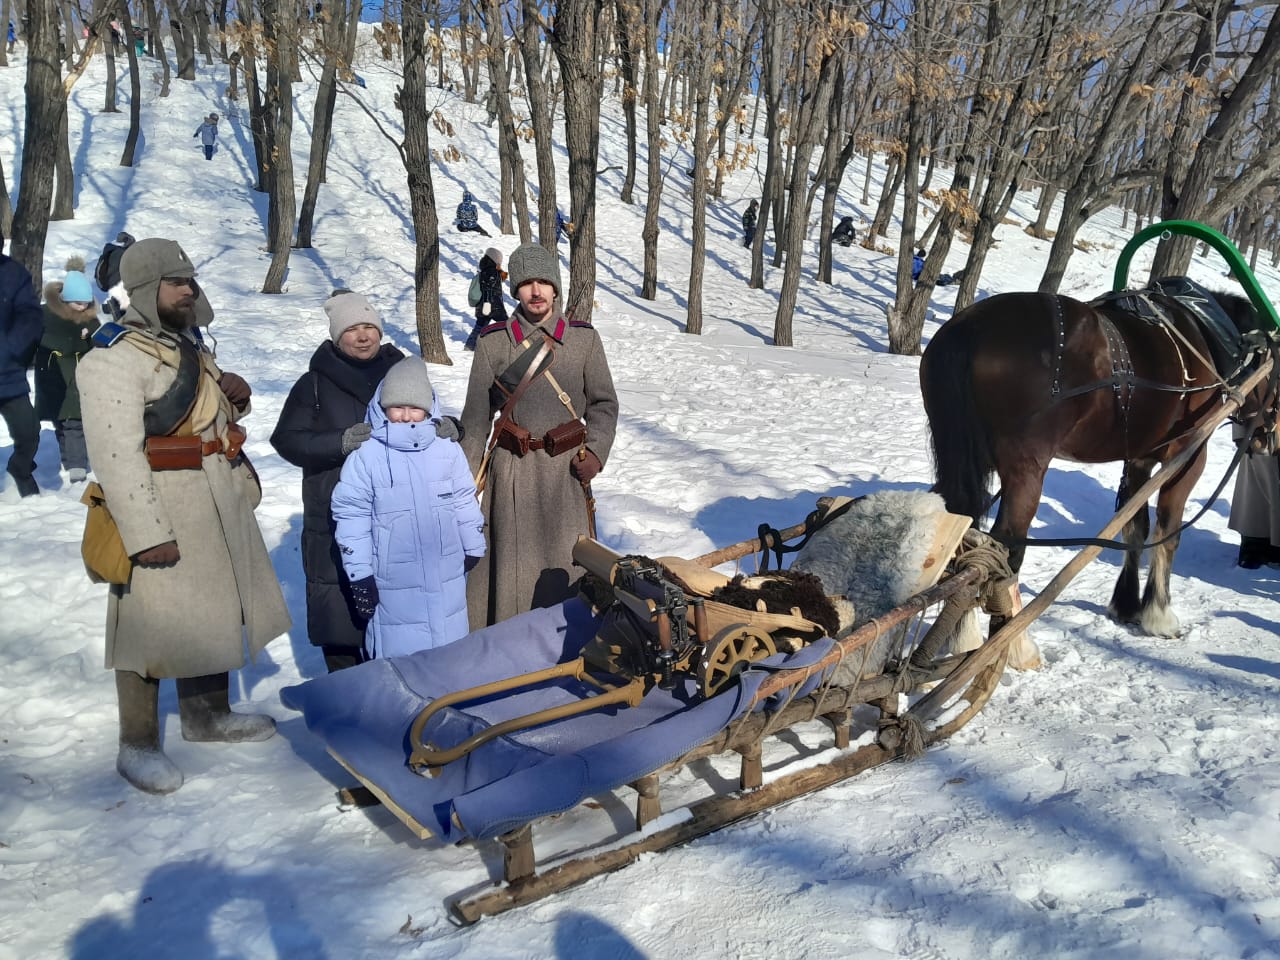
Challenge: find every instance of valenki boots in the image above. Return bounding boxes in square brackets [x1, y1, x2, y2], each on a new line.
[115, 670, 184, 795]
[177, 673, 276, 742]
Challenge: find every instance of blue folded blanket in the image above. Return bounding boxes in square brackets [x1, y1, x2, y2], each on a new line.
[281, 598, 834, 842]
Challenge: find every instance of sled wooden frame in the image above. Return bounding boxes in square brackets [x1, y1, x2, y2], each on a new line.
[332, 357, 1268, 925]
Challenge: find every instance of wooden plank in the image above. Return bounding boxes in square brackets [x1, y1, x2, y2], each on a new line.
[328, 749, 435, 841]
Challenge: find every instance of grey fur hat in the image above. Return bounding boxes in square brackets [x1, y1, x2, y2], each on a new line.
[379, 359, 433, 411]
[507, 242, 561, 298]
[119, 238, 213, 332]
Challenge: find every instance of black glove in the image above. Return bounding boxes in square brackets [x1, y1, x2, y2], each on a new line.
[348, 575, 379, 621]
[464, 554, 481, 573]
[435, 415, 464, 442]
[341, 422, 372, 455]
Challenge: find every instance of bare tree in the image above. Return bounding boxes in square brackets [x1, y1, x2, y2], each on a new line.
[638, 0, 665, 298]
[118, 0, 143, 165]
[10, 0, 62, 287]
[167, 0, 197, 79]
[401, 0, 449, 361]
[548, 0, 608, 322]
[484, 0, 532, 238]
[684, 2, 713, 335]
[519, 0, 560, 248]
[262, 0, 297, 293]
[296, 0, 350, 247]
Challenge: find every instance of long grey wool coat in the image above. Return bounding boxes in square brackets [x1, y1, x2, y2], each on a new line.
[78, 326, 291, 678]
[460, 306, 619, 629]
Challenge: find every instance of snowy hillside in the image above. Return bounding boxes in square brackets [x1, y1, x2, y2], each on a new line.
[1, 34, 1279, 960]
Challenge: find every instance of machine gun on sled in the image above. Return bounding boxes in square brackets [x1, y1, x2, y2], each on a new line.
[407, 538, 820, 773]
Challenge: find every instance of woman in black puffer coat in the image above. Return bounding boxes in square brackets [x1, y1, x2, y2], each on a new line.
[271, 292, 405, 672]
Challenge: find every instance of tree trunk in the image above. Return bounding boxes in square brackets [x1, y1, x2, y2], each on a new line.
[401, 0, 447, 362]
[0, 154, 11, 238]
[166, 0, 196, 80]
[772, 46, 839, 348]
[146, 0, 170, 96]
[639, 0, 663, 299]
[295, 0, 344, 248]
[615, 0, 640, 205]
[520, 0, 559, 248]
[0, 0, 10, 68]
[118, 0, 142, 165]
[52, 103, 73, 220]
[262, 2, 295, 292]
[102, 11, 118, 111]
[684, 4, 713, 336]
[10, 0, 62, 288]
[240, 3, 271, 192]
[486, 0, 531, 239]
[748, 1, 783, 289]
[549, 0, 605, 323]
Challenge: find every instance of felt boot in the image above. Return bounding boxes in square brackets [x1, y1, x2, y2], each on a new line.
[1238, 536, 1270, 569]
[177, 673, 276, 743]
[115, 670, 183, 795]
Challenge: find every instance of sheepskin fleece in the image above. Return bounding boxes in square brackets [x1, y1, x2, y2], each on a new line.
[791, 490, 948, 681]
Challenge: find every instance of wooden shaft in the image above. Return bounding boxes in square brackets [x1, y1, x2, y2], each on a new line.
[692, 520, 814, 568]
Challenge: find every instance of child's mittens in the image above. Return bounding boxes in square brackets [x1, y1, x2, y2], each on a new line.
[481, 301, 491, 317]
[341, 422, 372, 454]
[348, 575, 379, 620]
[434, 416, 464, 442]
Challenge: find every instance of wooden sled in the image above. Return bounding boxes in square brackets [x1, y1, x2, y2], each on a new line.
[333, 499, 1018, 926]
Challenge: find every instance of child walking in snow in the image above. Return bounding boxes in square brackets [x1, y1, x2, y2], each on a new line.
[35, 258, 99, 482]
[193, 113, 218, 160]
[331, 359, 485, 660]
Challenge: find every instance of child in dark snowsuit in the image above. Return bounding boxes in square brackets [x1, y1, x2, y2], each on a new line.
[832, 216, 857, 247]
[742, 200, 759, 247]
[454, 191, 491, 237]
[464, 248, 508, 351]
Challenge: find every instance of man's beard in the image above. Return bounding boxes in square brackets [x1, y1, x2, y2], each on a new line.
[157, 301, 196, 332]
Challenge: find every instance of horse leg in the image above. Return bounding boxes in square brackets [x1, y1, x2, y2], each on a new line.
[1107, 460, 1151, 625]
[1138, 448, 1207, 638]
[988, 458, 1047, 670]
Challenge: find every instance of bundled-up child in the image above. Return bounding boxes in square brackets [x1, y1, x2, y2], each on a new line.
[454, 190, 491, 237]
[35, 258, 99, 483]
[331, 359, 485, 660]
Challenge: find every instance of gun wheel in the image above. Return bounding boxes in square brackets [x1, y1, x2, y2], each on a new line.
[698, 624, 776, 698]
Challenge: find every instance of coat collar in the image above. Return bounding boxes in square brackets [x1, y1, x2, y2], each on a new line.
[508, 306, 567, 346]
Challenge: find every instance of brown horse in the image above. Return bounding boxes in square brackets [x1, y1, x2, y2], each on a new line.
[920, 282, 1273, 637]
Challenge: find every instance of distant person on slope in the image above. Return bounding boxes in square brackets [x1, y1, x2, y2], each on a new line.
[193, 113, 219, 160]
[742, 199, 759, 248]
[454, 190, 491, 237]
[832, 216, 857, 247]
[911, 249, 926, 283]
[34, 257, 99, 483]
[78, 238, 290, 795]
[0, 223, 43, 498]
[95, 231, 135, 321]
[464, 247, 508, 351]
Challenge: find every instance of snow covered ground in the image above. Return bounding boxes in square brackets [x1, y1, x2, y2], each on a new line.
[2, 35, 1279, 960]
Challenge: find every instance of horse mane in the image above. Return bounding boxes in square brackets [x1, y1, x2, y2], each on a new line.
[1209, 289, 1263, 336]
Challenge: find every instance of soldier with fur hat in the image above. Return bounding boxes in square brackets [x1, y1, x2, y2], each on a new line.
[459, 241, 619, 628]
[77, 238, 291, 795]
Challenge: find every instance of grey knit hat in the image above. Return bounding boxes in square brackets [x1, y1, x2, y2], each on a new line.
[484, 247, 503, 267]
[507, 242, 561, 298]
[324, 291, 384, 341]
[379, 359, 433, 411]
[119, 238, 213, 331]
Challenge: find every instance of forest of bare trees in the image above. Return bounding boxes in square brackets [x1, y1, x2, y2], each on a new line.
[4, 0, 1279, 355]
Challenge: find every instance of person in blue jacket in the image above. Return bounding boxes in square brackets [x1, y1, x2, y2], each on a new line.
[911, 249, 926, 283]
[331, 359, 485, 660]
[0, 223, 44, 497]
[454, 190, 491, 237]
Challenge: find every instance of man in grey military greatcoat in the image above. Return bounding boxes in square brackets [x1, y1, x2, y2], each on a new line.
[460, 242, 619, 629]
[78, 238, 291, 795]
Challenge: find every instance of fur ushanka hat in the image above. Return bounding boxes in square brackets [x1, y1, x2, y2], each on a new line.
[507, 242, 562, 298]
[119, 238, 213, 331]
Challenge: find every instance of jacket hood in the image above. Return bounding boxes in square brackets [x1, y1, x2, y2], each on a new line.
[365, 380, 443, 453]
[43, 281, 99, 322]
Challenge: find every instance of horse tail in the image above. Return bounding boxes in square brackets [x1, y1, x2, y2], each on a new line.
[920, 317, 995, 522]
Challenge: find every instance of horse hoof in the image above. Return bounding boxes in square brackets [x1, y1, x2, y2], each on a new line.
[1139, 606, 1182, 638]
[1106, 603, 1141, 626]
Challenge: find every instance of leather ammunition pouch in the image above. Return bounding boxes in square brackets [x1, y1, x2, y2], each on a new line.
[493, 418, 532, 457]
[543, 419, 586, 457]
[145, 423, 246, 470]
